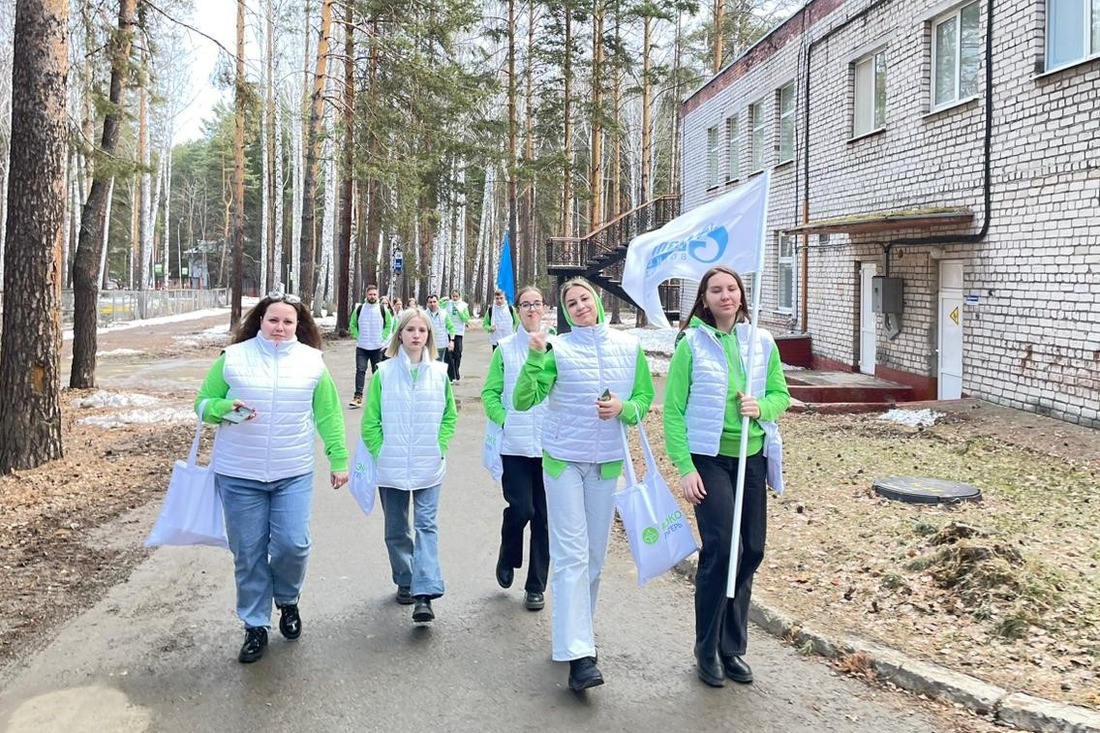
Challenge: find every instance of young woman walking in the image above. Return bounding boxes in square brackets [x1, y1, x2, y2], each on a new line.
[361, 308, 458, 623]
[514, 278, 654, 691]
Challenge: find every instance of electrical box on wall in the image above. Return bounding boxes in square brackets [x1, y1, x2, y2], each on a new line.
[872, 276, 904, 313]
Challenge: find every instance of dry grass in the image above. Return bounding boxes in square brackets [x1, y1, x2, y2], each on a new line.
[636, 405, 1100, 710]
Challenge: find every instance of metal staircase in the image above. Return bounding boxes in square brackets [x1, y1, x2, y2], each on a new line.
[546, 195, 681, 328]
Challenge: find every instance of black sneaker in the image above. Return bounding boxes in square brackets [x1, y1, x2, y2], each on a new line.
[568, 656, 604, 691]
[395, 586, 414, 605]
[277, 603, 302, 640]
[238, 626, 268, 663]
[412, 596, 435, 623]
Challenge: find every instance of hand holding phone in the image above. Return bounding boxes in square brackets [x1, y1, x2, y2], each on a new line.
[223, 405, 256, 424]
[599, 388, 611, 401]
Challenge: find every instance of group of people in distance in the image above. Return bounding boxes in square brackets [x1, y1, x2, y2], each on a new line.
[192, 266, 790, 693]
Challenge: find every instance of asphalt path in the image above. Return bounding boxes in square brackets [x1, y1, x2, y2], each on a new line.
[0, 324, 951, 732]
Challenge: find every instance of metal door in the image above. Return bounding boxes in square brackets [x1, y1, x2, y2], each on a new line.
[938, 262, 964, 399]
[859, 262, 877, 375]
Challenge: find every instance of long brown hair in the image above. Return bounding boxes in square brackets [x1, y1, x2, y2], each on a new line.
[234, 295, 324, 349]
[680, 266, 750, 331]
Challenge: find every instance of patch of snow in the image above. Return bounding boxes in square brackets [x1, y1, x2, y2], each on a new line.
[79, 407, 196, 428]
[648, 354, 670, 376]
[97, 348, 145, 357]
[72, 391, 159, 409]
[175, 326, 231, 344]
[878, 408, 944, 428]
[627, 327, 679, 356]
[62, 306, 233, 341]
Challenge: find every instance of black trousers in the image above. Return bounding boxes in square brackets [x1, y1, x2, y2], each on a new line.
[499, 454, 549, 593]
[691, 451, 767, 658]
[354, 347, 383, 397]
[447, 335, 464, 380]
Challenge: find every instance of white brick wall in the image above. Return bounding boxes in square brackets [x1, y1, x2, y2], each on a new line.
[680, 0, 1100, 427]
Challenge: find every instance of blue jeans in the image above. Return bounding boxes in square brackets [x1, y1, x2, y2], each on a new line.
[378, 485, 445, 599]
[216, 472, 313, 628]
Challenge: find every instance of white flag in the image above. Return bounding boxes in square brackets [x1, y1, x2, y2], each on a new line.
[622, 170, 772, 329]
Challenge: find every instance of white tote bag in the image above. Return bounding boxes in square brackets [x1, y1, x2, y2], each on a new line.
[614, 423, 699, 585]
[348, 438, 378, 516]
[146, 401, 229, 549]
[482, 421, 504, 483]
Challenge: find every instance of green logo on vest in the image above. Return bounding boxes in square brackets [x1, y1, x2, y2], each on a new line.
[642, 526, 660, 545]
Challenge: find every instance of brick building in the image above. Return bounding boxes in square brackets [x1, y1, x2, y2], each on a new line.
[679, 0, 1099, 426]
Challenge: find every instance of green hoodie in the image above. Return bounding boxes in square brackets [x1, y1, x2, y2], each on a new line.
[512, 281, 655, 479]
[662, 316, 790, 477]
[350, 301, 394, 342]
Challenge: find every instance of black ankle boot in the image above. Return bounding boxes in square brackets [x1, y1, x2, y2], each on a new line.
[238, 626, 268, 663]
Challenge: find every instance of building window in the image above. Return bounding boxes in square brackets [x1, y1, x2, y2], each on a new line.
[778, 235, 794, 313]
[931, 2, 981, 109]
[853, 51, 887, 136]
[750, 101, 766, 171]
[706, 125, 720, 188]
[777, 84, 796, 163]
[725, 115, 740, 181]
[1047, 0, 1100, 70]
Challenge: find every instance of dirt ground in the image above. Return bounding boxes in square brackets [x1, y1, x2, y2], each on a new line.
[3, 315, 1098, 720]
[640, 401, 1100, 711]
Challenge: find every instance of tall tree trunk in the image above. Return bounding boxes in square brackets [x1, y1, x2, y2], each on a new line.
[137, 45, 151, 292]
[231, 0, 245, 326]
[335, 0, 354, 334]
[298, 0, 334, 305]
[522, 0, 536, 287]
[611, 8, 622, 219]
[506, 0, 519, 292]
[713, 0, 724, 73]
[589, 3, 604, 231]
[364, 17, 382, 294]
[562, 9, 573, 238]
[641, 15, 653, 203]
[0, 0, 68, 474]
[70, 0, 135, 388]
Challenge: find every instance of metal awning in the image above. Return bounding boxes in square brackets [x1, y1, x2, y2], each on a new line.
[784, 207, 974, 235]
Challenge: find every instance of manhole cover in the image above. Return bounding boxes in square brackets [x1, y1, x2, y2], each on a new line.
[872, 476, 982, 504]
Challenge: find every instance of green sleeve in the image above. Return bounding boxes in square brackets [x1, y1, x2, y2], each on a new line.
[511, 307, 520, 327]
[195, 354, 236, 424]
[662, 336, 697, 476]
[758, 345, 791, 422]
[617, 348, 655, 426]
[360, 370, 385, 459]
[445, 313, 455, 337]
[349, 305, 360, 339]
[513, 348, 557, 410]
[482, 310, 493, 332]
[382, 309, 394, 338]
[311, 368, 349, 472]
[460, 305, 471, 324]
[439, 378, 458, 453]
[481, 348, 507, 426]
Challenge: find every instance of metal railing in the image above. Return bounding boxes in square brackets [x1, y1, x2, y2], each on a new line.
[547, 195, 680, 273]
[60, 288, 230, 327]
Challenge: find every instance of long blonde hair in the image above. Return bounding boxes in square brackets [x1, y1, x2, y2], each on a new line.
[386, 308, 436, 358]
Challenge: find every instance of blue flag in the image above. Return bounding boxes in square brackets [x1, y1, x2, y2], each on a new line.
[496, 232, 515, 304]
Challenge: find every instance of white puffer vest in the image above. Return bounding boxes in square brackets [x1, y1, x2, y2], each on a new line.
[499, 327, 546, 457]
[427, 308, 450, 350]
[488, 304, 515, 346]
[356, 302, 386, 350]
[375, 347, 449, 490]
[683, 324, 785, 494]
[213, 335, 325, 482]
[540, 324, 638, 464]
[446, 300, 468, 336]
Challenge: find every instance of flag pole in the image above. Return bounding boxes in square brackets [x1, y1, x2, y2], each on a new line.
[727, 170, 772, 599]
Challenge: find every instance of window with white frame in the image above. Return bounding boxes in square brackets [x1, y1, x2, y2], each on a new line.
[778, 84, 796, 163]
[706, 125, 720, 188]
[853, 50, 887, 136]
[778, 235, 794, 313]
[750, 101, 766, 171]
[1047, 0, 1100, 69]
[725, 115, 740, 181]
[932, 2, 981, 109]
